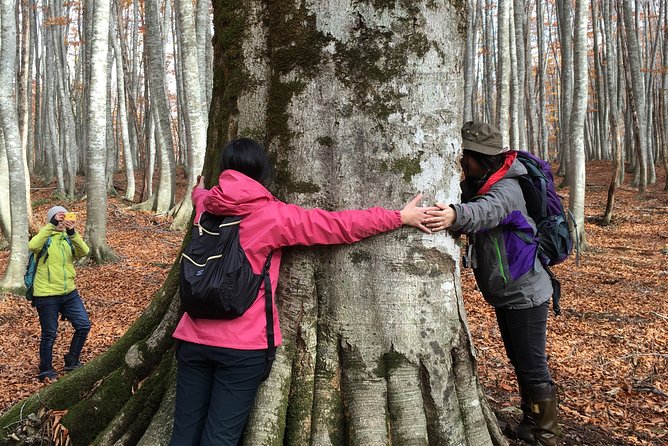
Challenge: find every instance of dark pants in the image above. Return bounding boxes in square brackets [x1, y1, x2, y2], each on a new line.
[170, 341, 270, 446]
[495, 302, 552, 384]
[34, 289, 91, 376]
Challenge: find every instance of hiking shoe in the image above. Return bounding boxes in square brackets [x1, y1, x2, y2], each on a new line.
[64, 361, 83, 372]
[64, 353, 83, 372]
[38, 370, 58, 382]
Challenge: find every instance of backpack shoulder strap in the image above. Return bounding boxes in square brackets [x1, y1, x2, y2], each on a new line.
[64, 236, 75, 256]
[262, 251, 275, 362]
[37, 236, 52, 263]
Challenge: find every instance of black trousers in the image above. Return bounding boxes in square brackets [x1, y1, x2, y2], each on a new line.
[169, 341, 271, 446]
[495, 302, 552, 384]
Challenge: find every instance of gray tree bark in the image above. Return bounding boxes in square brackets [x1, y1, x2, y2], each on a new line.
[0, 130, 10, 240]
[84, 0, 117, 263]
[0, 2, 506, 446]
[663, 0, 668, 190]
[483, 1, 495, 123]
[463, 0, 477, 123]
[47, 0, 80, 197]
[0, 0, 30, 291]
[170, 0, 209, 230]
[568, 0, 589, 250]
[497, 0, 511, 145]
[512, 0, 527, 151]
[196, 0, 212, 108]
[144, 0, 175, 212]
[18, 0, 31, 188]
[602, 0, 623, 224]
[556, 0, 573, 179]
[111, 7, 135, 202]
[622, 0, 648, 192]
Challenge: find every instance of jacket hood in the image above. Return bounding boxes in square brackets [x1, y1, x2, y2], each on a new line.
[477, 151, 525, 195]
[504, 158, 528, 179]
[204, 170, 274, 216]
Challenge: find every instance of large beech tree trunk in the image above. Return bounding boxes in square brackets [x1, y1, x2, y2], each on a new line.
[0, 2, 505, 445]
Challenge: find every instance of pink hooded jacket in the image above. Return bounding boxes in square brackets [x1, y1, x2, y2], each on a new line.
[172, 170, 402, 350]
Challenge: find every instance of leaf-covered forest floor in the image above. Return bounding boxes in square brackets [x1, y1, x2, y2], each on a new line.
[1, 161, 667, 445]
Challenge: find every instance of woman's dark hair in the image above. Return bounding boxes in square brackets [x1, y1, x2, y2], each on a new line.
[463, 149, 506, 175]
[221, 138, 273, 184]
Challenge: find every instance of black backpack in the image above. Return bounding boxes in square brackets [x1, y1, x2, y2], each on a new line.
[179, 212, 275, 356]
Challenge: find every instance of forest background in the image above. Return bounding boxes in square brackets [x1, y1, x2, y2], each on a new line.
[0, 0, 666, 445]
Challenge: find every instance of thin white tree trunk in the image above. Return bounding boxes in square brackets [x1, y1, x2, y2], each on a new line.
[0, 131, 10, 240]
[196, 0, 212, 108]
[463, 0, 476, 123]
[145, 0, 175, 212]
[105, 36, 118, 194]
[170, 0, 208, 230]
[556, 0, 573, 179]
[602, 0, 622, 224]
[483, 1, 495, 123]
[111, 9, 135, 201]
[663, 0, 668, 190]
[536, 0, 548, 159]
[622, 0, 648, 192]
[497, 0, 510, 145]
[18, 0, 31, 215]
[85, 0, 117, 263]
[508, 1, 520, 150]
[0, 0, 30, 291]
[513, 0, 526, 151]
[569, 0, 589, 250]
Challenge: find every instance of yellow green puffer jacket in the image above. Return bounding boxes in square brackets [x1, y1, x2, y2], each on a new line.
[28, 224, 90, 297]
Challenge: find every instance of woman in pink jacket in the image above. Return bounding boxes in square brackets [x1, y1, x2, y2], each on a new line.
[170, 138, 435, 445]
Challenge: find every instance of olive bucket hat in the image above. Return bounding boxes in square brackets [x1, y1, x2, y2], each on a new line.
[461, 121, 509, 156]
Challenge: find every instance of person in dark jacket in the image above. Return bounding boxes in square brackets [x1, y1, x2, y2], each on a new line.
[424, 122, 559, 445]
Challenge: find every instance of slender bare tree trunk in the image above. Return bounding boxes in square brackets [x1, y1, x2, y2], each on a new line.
[591, 0, 609, 160]
[463, 0, 476, 123]
[556, 0, 573, 180]
[85, 0, 118, 263]
[497, 0, 511, 145]
[662, 0, 668, 190]
[196, 0, 212, 108]
[18, 0, 31, 207]
[603, 0, 623, 224]
[622, 0, 648, 192]
[0, 0, 30, 292]
[569, 0, 589, 249]
[483, 0, 495, 124]
[536, 1, 549, 160]
[170, 0, 208, 230]
[513, 0, 527, 151]
[144, 0, 175, 212]
[0, 131, 10, 240]
[111, 6, 135, 202]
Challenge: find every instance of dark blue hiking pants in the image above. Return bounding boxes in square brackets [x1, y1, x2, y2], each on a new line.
[495, 301, 553, 385]
[170, 341, 271, 446]
[34, 289, 90, 378]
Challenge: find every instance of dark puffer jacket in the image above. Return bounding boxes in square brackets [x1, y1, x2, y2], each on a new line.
[450, 155, 553, 309]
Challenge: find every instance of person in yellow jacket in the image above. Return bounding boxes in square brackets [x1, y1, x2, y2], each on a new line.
[28, 206, 91, 382]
